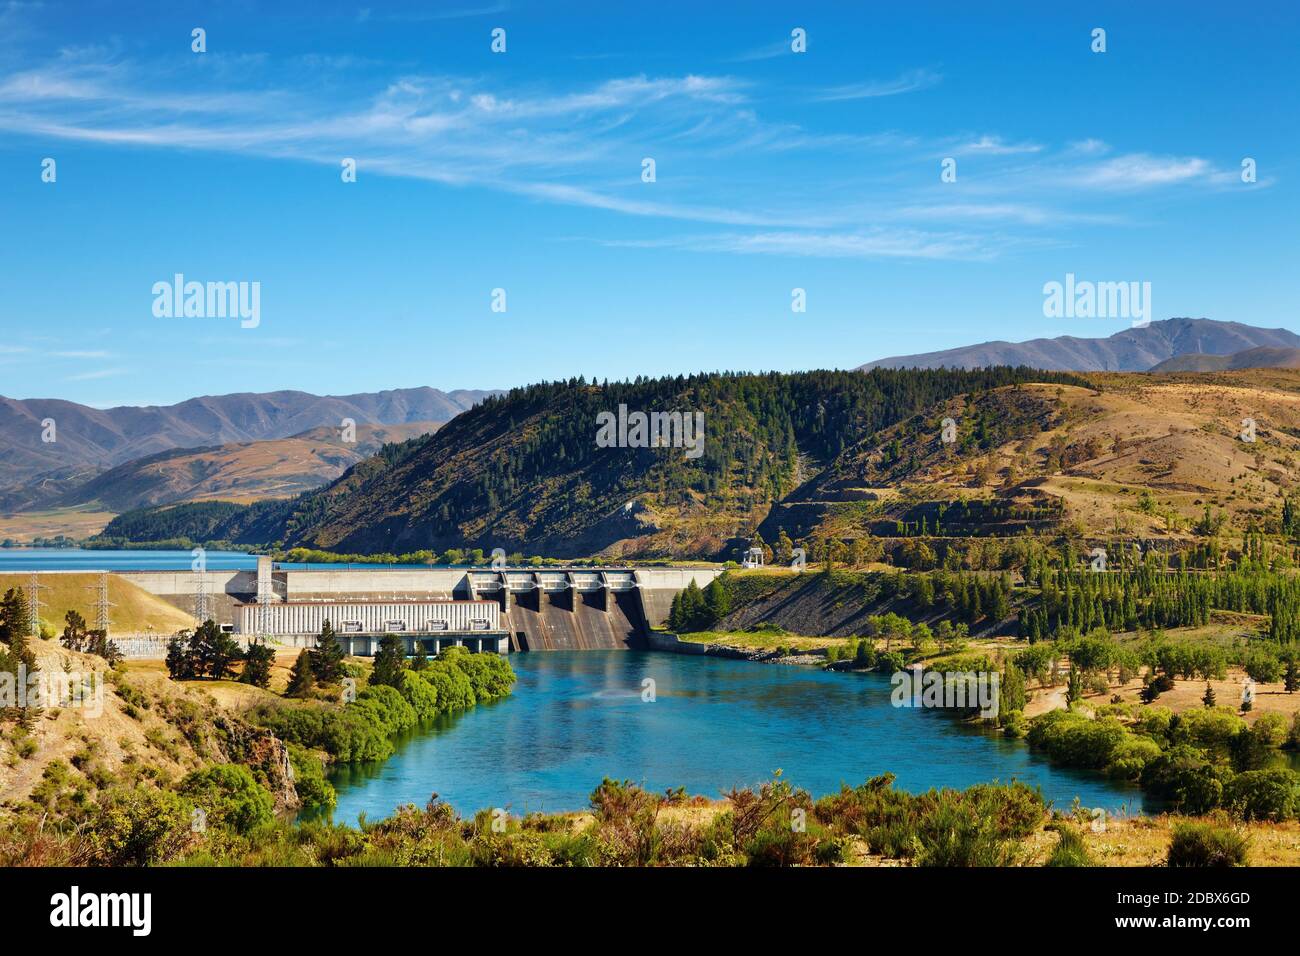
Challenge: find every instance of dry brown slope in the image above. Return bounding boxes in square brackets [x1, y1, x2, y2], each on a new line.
[0, 572, 195, 634]
[780, 371, 1300, 544]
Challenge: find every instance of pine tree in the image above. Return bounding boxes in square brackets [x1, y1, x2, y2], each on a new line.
[240, 642, 274, 688]
[60, 610, 88, 652]
[1202, 682, 1216, 708]
[369, 635, 407, 688]
[191, 619, 241, 679]
[703, 577, 731, 624]
[1066, 667, 1083, 705]
[1284, 656, 1299, 694]
[87, 630, 123, 666]
[311, 619, 345, 683]
[667, 592, 683, 631]
[165, 634, 195, 680]
[0, 588, 37, 724]
[677, 580, 706, 632]
[286, 649, 316, 697]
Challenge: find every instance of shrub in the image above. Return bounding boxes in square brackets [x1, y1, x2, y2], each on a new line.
[287, 744, 336, 810]
[1140, 745, 1225, 814]
[1001, 710, 1028, 739]
[1169, 708, 1246, 758]
[876, 651, 906, 673]
[1026, 711, 1126, 769]
[1167, 821, 1249, 867]
[446, 649, 516, 700]
[352, 684, 417, 735]
[854, 639, 877, 668]
[84, 787, 194, 866]
[1222, 768, 1300, 822]
[588, 778, 662, 866]
[1105, 735, 1162, 780]
[397, 670, 440, 722]
[812, 776, 1042, 866]
[251, 702, 394, 763]
[178, 764, 276, 835]
[421, 659, 476, 712]
[1046, 823, 1093, 867]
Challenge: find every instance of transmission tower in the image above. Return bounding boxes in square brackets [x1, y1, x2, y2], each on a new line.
[193, 568, 210, 626]
[256, 573, 274, 637]
[25, 572, 48, 639]
[85, 572, 114, 635]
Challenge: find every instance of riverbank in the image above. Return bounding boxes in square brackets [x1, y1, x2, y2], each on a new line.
[0, 634, 516, 856]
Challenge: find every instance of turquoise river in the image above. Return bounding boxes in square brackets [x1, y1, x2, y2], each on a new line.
[321, 650, 1158, 823]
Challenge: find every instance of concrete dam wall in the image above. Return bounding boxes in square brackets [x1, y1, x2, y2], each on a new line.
[120, 564, 723, 652]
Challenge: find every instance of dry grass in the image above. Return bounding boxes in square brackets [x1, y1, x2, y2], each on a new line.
[0, 506, 117, 542]
[679, 630, 850, 652]
[0, 572, 194, 635]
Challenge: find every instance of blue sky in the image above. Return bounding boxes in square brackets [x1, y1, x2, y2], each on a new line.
[0, 0, 1296, 407]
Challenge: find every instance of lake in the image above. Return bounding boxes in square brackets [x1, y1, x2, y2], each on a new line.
[0, 548, 460, 572]
[319, 650, 1155, 823]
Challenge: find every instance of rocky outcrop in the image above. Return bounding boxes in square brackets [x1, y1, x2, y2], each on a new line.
[208, 716, 300, 813]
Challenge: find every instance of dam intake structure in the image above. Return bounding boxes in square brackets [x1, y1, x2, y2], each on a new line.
[116, 560, 723, 654]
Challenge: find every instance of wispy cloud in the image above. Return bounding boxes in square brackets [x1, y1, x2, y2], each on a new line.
[0, 40, 1243, 267]
[953, 135, 1042, 156]
[1071, 153, 1218, 190]
[728, 39, 793, 63]
[813, 68, 941, 102]
[65, 367, 125, 381]
[597, 227, 1021, 262]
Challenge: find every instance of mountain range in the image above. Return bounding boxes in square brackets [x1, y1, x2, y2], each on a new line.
[859, 318, 1300, 372]
[1147, 346, 1300, 372]
[8, 318, 1300, 552]
[45, 422, 442, 513]
[0, 387, 492, 508]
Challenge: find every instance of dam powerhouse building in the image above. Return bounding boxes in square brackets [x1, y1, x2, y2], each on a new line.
[120, 557, 721, 655]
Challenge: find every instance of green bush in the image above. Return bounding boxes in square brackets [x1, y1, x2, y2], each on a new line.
[1222, 768, 1300, 821]
[421, 659, 476, 712]
[446, 649, 516, 700]
[85, 787, 194, 866]
[287, 744, 336, 811]
[1140, 745, 1225, 814]
[1105, 735, 1162, 780]
[1167, 821, 1249, 867]
[352, 684, 418, 735]
[397, 670, 441, 721]
[1169, 708, 1246, 757]
[1046, 823, 1093, 867]
[1026, 711, 1126, 769]
[1001, 710, 1028, 739]
[251, 702, 394, 763]
[178, 764, 276, 835]
[812, 775, 1042, 866]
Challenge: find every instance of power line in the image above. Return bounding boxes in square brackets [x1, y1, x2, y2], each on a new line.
[86, 571, 114, 635]
[25, 572, 48, 639]
[193, 569, 209, 625]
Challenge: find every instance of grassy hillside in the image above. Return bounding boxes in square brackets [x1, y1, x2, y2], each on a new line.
[762, 371, 1300, 552]
[0, 572, 195, 635]
[61, 421, 443, 512]
[92, 367, 1300, 562]
[201, 368, 1088, 557]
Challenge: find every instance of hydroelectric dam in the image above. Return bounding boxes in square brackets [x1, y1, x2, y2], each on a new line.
[119, 559, 723, 655]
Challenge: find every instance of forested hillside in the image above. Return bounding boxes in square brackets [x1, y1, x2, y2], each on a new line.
[171, 367, 1087, 557]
